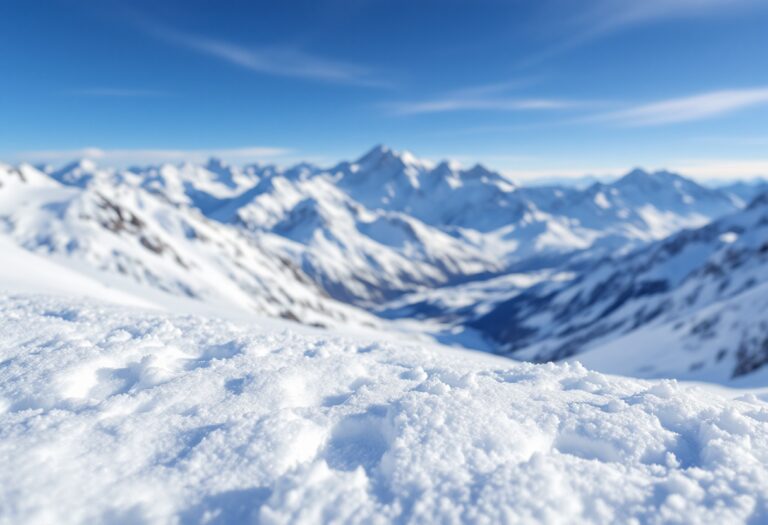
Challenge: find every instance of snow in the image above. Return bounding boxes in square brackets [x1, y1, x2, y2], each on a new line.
[719, 231, 739, 244]
[1, 293, 767, 524]
[0, 235, 154, 308]
[2, 148, 768, 522]
[593, 191, 610, 209]
[574, 278, 768, 386]
[475, 188, 768, 384]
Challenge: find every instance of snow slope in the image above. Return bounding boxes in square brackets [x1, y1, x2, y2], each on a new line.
[1, 293, 767, 524]
[473, 192, 768, 382]
[0, 163, 375, 327]
[0, 235, 154, 308]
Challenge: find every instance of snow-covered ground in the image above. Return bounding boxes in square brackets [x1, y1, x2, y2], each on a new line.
[1, 293, 767, 524]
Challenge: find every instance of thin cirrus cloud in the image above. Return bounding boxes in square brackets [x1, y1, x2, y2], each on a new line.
[139, 18, 385, 88]
[569, 0, 763, 38]
[391, 98, 575, 116]
[13, 147, 292, 166]
[70, 88, 168, 97]
[387, 81, 579, 115]
[595, 87, 768, 126]
[520, 0, 765, 68]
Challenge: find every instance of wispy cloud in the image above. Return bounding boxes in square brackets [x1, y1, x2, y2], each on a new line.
[139, 18, 384, 87]
[521, 0, 765, 67]
[12, 146, 292, 166]
[386, 81, 580, 115]
[595, 87, 768, 126]
[692, 135, 768, 147]
[391, 98, 574, 116]
[572, 0, 763, 38]
[70, 88, 168, 97]
[667, 158, 768, 180]
[505, 159, 768, 183]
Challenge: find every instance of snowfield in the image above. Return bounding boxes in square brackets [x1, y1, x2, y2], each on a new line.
[1, 294, 767, 524]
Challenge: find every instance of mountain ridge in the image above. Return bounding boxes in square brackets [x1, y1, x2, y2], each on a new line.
[3, 146, 765, 383]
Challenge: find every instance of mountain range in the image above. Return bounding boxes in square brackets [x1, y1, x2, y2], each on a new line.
[2, 145, 767, 384]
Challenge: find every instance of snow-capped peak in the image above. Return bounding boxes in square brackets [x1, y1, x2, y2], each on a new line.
[353, 144, 427, 173]
[49, 158, 103, 187]
[356, 143, 392, 164]
[613, 168, 697, 192]
[205, 156, 228, 171]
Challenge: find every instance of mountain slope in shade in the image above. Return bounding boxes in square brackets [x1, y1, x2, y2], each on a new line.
[472, 192, 768, 381]
[718, 178, 768, 205]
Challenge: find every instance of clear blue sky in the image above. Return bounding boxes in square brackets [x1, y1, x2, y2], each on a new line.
[3, 0, 768, 180]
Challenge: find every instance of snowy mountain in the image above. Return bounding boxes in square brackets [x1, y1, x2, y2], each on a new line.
[1, 292, 766, 523]
[0, 147, 760, 382]
[719, 178, 768, 205]
[212, 146, 741, 305]
[0, 162, 375, 327]
[215, 172, 499, 305]
[473, 192, 768, 382]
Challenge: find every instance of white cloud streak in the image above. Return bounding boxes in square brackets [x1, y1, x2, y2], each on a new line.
[387, 81, 579, 115]
[142, 20, 384, 87]
[70, 88, 168, 97]
[520, 0, 765, 68]
[504, 160, 768, 183]
[391, 98, 575, 115]
[595, 87, 768, 126]
[12, 147, 292, 166]
[573, 0, 763, 37]
[666, 158, 768, 180]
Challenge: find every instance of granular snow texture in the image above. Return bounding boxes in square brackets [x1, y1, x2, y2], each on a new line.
[0, 294, 766, 524]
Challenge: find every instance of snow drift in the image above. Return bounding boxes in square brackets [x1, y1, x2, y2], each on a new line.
[0, 294, 766, 524]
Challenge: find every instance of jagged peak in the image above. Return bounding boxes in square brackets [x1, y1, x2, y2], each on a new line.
[205, 157, 231, 172]
[56, 158, 98, 174]
[463, 163, 496, 177]
[616, 167, 690, 187]
[432, 159, 462, 173]
[356, 144, 404, 166]
[747, 190, 768, 210]
[354, 144, 427, 169]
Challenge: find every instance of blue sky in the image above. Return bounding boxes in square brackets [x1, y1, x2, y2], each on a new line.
[2, 0, 768, 180]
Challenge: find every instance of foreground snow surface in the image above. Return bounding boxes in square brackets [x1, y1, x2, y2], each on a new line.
[1, 294, 767, 524]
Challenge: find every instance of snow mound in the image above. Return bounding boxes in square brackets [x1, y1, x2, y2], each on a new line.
[0, 294, 766, 524]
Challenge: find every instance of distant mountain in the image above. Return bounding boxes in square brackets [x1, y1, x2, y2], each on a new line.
[213, 163, 498, 305]
[216, 147, 741, 304]
[49, 158, 101, 187]
[718, 178, 768, 205]
[522, 174, 616, 189]
[472, 192, 768, 381]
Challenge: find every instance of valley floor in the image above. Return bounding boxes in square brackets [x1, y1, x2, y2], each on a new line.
[1, 293, 767, 524]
